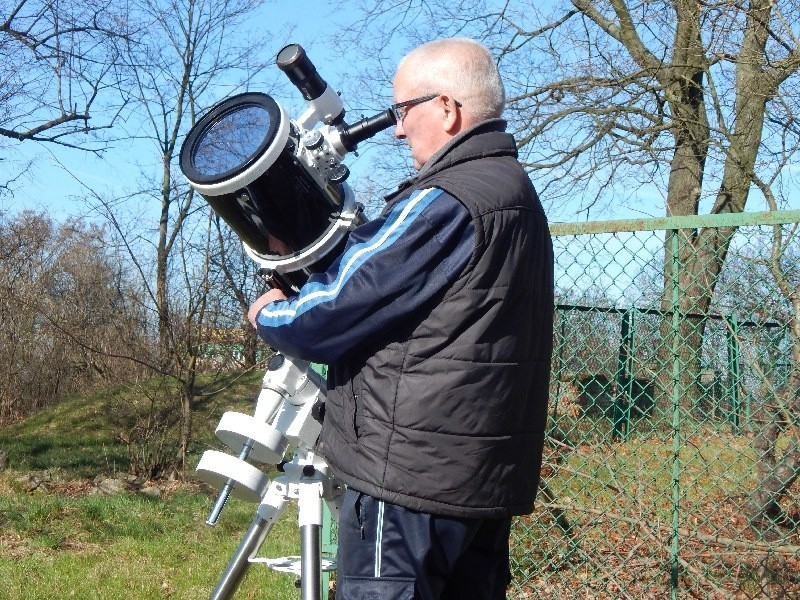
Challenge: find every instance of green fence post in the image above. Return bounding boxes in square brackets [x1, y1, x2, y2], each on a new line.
[550, 315, 567, 419]
[668, 230, 682, 600]
[726, 314, 741, 430]
[321, 500, 337, 598]
[613, 309, 634, 440]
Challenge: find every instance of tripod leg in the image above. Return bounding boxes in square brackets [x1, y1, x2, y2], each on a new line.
[209, 480, 289, 600]
[299, 481, 323, 600]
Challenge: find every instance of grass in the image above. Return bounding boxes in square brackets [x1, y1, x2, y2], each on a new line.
[0, 480, 303, 599]
[1, 386, 129, 477]
[0, 370, 315, 599]
[0, 371, 265, 476]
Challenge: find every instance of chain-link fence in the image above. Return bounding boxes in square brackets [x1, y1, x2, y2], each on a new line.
[510, 210, 800, 599]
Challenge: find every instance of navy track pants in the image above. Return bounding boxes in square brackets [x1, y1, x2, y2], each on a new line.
[334, 488, 512, 600]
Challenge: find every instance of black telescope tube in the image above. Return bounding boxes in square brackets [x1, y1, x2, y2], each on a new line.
[338, 108, 397, 152]
[276, 44, 327, 101]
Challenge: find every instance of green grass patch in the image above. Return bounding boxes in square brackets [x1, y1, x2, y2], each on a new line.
[0, 386, 128, 476]
[0, 476, 306, 599]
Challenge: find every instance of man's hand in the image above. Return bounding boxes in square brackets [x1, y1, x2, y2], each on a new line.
[247, 288, 288, 328]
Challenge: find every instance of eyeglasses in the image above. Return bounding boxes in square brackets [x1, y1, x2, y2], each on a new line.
[390, 93, 440, 122]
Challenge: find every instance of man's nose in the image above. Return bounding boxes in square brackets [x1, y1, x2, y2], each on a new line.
[394, 119, 405, 139]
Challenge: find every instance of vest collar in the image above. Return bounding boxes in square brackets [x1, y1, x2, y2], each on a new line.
[386, 119, 517, 202]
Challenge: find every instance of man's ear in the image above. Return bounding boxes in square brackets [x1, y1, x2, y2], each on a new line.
[441, 94, 461, 134]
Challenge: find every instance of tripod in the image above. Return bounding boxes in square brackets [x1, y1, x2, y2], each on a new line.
[196, 352, 343, 600]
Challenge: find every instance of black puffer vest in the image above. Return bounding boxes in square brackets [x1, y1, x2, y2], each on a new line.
[320, 120, 554, 518]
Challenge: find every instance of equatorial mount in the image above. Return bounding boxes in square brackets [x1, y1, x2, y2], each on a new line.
[195, 353, 343, 600]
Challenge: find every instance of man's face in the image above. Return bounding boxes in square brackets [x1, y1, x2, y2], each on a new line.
[392, 64, 444, 170]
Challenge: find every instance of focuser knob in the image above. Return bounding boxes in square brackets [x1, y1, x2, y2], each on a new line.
[303, 130, 324, 150]
[329, 164, 350, 183]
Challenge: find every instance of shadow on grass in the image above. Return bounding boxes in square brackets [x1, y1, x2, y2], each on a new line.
[0, 435, 127, 477]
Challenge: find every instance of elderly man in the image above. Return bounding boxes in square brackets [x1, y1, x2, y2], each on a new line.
[248, 38, 553, 600]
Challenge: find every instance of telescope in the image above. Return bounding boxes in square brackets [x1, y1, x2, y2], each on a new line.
[180, 43, 395, 292]
[179, 44, 396, 600]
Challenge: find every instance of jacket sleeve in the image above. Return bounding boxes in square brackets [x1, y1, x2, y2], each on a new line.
[254, 187, 474, 364]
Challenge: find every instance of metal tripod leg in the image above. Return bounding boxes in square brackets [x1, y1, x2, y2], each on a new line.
[208, 475, 335, 600]
[299, 481, 323, 600]
[209, 479, 289, 600]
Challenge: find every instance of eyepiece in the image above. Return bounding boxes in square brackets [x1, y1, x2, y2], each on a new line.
[276, 44, 327, 101]
[337, 109, 397, 152]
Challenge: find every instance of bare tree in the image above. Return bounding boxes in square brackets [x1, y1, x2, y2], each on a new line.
[92, 0, 274, 470]
[119, 0, 270, 362]
[0, 0, 129, 152]
[740, 181, 800, 541]
[0, 210, 149, 423]
[209, 213, 264, 369]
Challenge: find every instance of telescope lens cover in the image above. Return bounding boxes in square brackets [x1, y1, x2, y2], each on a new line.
[180, 93, 283, 186]
[193, 105, 271, 178]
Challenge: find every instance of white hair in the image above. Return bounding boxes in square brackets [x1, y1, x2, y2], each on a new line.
[398, 38, 505, 121]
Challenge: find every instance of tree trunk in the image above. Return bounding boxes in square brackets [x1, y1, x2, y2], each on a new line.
[242, 324, 259, 368]
[654, 0, 775, 415]
[156, 243, 171, 372]
[654, 0, 710, 414]
[179, 354, 197, 474]
[746, 370, 800, 541]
